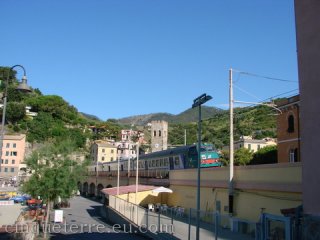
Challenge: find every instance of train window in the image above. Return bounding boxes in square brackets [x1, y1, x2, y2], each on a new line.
[174, 156, 180, 166]
[164, 158, 169, 166]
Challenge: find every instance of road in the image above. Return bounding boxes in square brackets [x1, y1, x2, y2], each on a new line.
[49, 196, 149, 240]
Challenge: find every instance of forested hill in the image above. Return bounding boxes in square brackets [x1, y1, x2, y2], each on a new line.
[168, 105, 277, 148]
[116, 106, 223, 125]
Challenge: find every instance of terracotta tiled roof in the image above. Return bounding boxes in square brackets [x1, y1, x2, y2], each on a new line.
[101, 184, 157, 196]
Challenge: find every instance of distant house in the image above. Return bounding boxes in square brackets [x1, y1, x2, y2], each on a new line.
[276, 95, 300, 163]
[234, 136, 277, 153]
[91, 141, 117, 164]
[0, 104, 37, 119]
[0, 134, 26, 179]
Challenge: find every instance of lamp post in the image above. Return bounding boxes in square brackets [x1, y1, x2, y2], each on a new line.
[0, 65, 31, 175]
[192, 93, 212, 240]
[135, 134, 140, 205]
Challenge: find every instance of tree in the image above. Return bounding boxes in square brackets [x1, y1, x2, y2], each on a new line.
[5, 102, 26, 123]
[250, 145, 277, 165]
[234, 148, 253, 166]
[22, 140, 89, 238]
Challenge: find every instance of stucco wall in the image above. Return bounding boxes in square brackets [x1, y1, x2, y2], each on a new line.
[295, 0, 320, 216]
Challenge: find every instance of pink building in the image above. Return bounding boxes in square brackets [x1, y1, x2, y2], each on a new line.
[0, 134, 26, 179]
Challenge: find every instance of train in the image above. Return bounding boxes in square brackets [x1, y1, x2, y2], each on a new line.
[89, 144, 221, 179]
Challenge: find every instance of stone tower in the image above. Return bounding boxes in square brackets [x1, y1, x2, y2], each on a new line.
[151, 120, 168, 152]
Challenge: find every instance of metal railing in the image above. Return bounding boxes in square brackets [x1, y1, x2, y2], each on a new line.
[108, 195, 258, 239]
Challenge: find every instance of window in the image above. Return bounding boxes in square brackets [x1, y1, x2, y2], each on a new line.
[13, 143, 16, 148]
[288, 115, 295, 133]
[1, 159, 3, 164]
[159, 130, 161, 137]
[174, 157, 180, 166]
[5, 151, 9, 156]
[4, 168, 8, 172]
[257, 145, 261, 150]
[154, 131, 156, 137]
[248, 144, 251, 150]
[11, 151, 17, 156]
[108, 166, 111, 172]
[111, 149, 114, 153]
[11, 168, 14, 172]
[5, 159, 8, 164]
[102, 149, 105, 153]
[6, 143, 10, 148]
[121, 150, 123, 154]
[102, 157, 105, 161]
[111, 157, 114, 161]
[289, 149, 296, 163]
[12, 160, 15, 164]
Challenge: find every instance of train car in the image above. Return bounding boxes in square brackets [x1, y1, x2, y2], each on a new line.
[200, 143, 221, 168]
[94, 144, 221, 179]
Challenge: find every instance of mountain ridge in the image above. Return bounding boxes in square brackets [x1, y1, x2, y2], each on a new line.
[115, 106, 223, 125]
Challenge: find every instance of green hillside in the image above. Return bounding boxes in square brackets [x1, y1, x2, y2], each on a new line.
[168, 105, 277, 148]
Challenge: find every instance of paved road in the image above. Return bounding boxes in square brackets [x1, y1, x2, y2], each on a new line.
[49, 196, 149, 240]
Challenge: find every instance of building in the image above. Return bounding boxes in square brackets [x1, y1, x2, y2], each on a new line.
[151, 120, 168, 152]
[115, 141, 137, 161]
[0, 134, 26, 179]
[295, 0, 320, 226]
[234, 136, 276, 153]
[0, 104, 37, 119]
[276, 95, 300, 163]
[91, 141, 117, 164]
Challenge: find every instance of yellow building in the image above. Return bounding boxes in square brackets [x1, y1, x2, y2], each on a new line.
[234, 135, 276, 153]
[91, 141, 117, 163]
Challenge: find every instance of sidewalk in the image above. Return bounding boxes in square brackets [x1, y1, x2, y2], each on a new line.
[0, 204, 24, 226]
[146, 210, 254, 240]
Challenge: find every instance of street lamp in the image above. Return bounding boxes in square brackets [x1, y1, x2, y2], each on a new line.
[192, 93, 212, 240]
[0, 65, 31, 175]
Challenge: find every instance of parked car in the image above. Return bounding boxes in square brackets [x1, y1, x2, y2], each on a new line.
[10, 195, 29, 203]
[0, 193, 10, 200]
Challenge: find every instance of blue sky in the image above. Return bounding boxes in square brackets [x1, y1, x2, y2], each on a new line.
[0, 0, 298, 120]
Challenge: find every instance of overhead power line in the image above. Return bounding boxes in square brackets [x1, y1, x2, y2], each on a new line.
[233, 69, 298, 83]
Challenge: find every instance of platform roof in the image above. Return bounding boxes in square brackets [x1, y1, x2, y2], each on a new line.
[101, 184, 157, 196]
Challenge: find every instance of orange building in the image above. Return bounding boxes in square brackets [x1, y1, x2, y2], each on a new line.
[0, 134, 26, 179]
[276, 95, 300, 163]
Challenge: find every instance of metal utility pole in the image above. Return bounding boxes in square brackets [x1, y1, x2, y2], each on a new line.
[229, 68, 234, 215]
[192, 93, 212, 240]
[117, 156, 120, 195]
[135, 141, 140, 204]
[184, 129, 187, 146]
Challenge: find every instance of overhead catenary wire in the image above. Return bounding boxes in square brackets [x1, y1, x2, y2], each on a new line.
[232, 69, 298, 83]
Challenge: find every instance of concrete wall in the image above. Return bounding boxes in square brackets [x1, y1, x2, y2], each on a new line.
[168, 163, 302, 222]
[117, 190, 164, 207]
[295, 0, 320, 216]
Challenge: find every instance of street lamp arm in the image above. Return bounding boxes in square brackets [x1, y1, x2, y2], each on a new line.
[10, 65, 27, 77]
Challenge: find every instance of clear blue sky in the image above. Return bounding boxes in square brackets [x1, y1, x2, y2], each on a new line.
[0, 0, 298, 120]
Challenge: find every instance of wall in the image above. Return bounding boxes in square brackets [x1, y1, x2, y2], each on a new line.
[117, 190, 163, 207]
[277, 96, 300, 163]
[295, 0, 320, 216]
[168, 163, 302, 222]
[1, 134, 26, 178]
